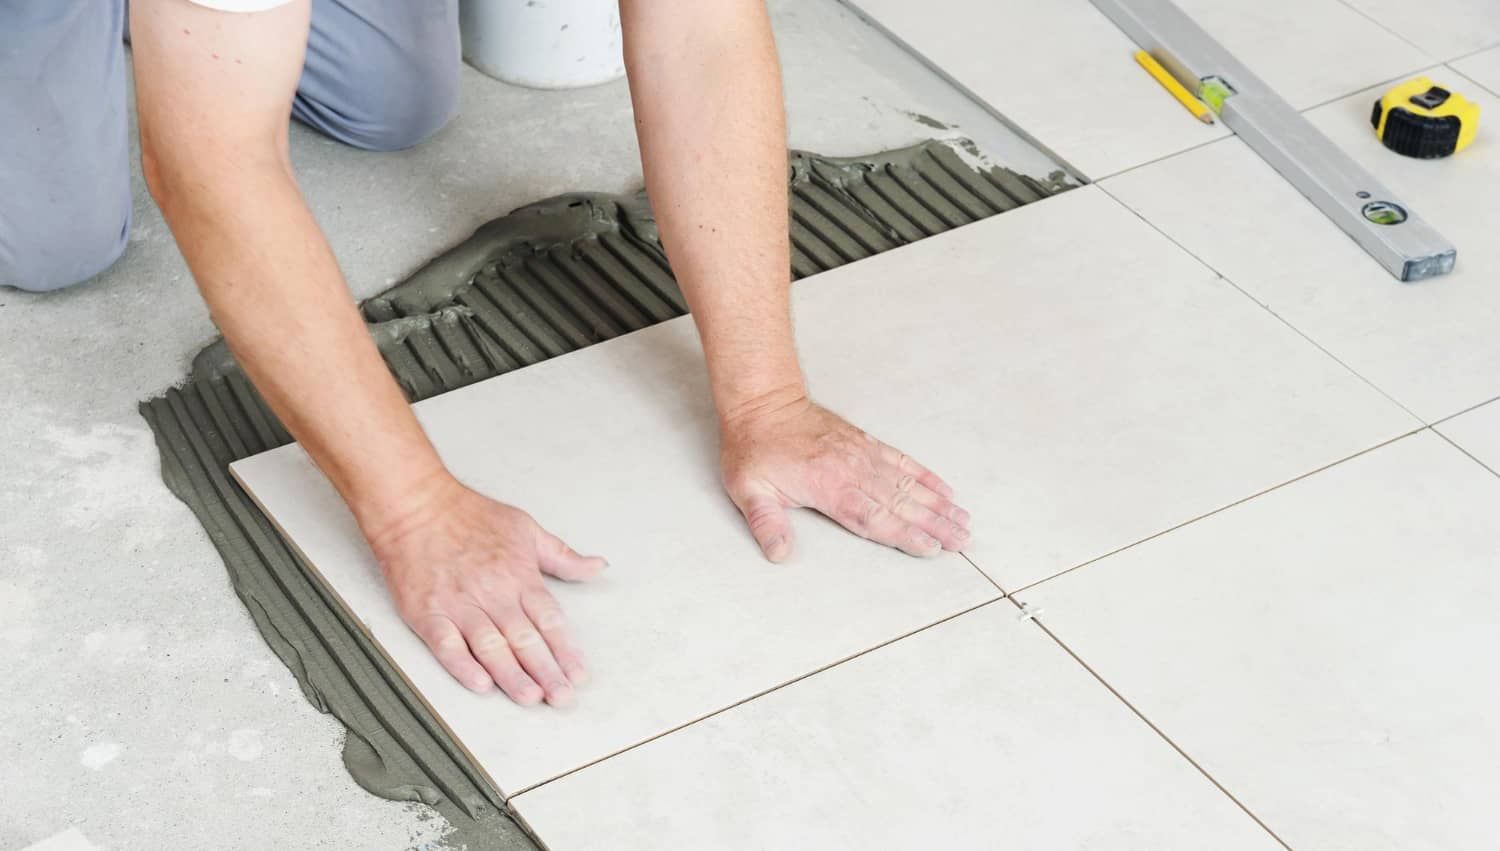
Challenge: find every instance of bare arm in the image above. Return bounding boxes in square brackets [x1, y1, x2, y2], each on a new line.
[621, 1, 972, 560]
[131, 0, 599, 707]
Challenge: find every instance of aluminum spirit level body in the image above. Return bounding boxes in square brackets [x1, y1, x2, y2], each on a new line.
[1090, 0, 1457, 282]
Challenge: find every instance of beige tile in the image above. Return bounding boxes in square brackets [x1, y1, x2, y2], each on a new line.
[1016, 431, 1500, 851]
[1102, 72, 1500, 422]
[1340, 0, 1500, 60]
[512, 604, 1278, 851]
[1437, 398, 1500, 470]
[1452, 44, 1500, 95]
[232, 185, 1413, 794]
[846, 0, 1429, 178]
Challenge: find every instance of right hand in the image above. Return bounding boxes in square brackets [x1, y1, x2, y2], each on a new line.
[365, 477, 606, 707]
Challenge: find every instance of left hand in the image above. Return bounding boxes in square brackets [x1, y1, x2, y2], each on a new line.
[720, 392, 971, 562]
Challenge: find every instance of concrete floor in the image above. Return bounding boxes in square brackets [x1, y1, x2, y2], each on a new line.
[0, 3, 1057, 849]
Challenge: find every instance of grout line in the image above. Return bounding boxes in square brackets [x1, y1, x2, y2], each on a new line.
[1432, 427, 1500, 479]
[961, 550, 1008, 594]
[1292, 61, 1447, 114]
[1008, 425, 1426, 597]
[1092, 134, 1232, 182]
[1428, 394, 1500, 427]
[1330, 0, 1433, 59]
[1092, 182, 1426, 423]
[1005, 596, 1295, 850]
[506, 592, 1010, 800]
[1447, 63, 1500, 100]
[1443, 41, 1500, 67]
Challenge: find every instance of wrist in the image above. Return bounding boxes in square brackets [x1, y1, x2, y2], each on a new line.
[719, 379, 812, 436]
[345, 456, 462, 548]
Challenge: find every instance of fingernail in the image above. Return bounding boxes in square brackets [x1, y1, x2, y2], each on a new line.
[546, 684, 576, 708]
[765, 536, 790, 562]
[566, 665, 591, 686]
[954, 507, 971, 525]
[469, 676, 494, 693]
[955, 527, 971, 540]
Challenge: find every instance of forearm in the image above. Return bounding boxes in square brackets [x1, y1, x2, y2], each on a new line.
[131, 0, 446, 537]
[621, 0, 803, 425]
[151, 158, 447, 531]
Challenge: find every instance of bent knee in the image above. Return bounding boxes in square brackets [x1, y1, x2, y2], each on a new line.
[1, 204, 130, 293]
[296, 30, 460, 152]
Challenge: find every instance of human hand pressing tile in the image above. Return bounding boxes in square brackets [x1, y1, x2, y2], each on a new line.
[720, 394, 971, 561]
[367, 477, 606, 708]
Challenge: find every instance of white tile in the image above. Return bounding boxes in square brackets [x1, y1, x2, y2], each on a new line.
[1340, 0, 1500, 60]
[1103, 73, 1500, 422]
[235, 189, 1416, 780]
[512, 604, 1277, 851]
[1015, 431, 1500, 851]
[846, 0, 1429, 178]
[1452, 44, 1500, 95]
[1437, 398, 1500, 469]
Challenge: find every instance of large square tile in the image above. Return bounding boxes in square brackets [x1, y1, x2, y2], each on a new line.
[1437, 398, 1500, 470]
[234, 185, 1415, 795]
[846, 0, 1429, 178]
[1339, 0, 1500, 60]
[1102, 71, 1500, 422]
[1015, 430, 1500, 851]
[512, 604, 1277, 850]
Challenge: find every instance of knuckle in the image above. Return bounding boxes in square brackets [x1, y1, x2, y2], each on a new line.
[896, 474, 915, 493]
[470, 630, 507, 652]
[507, 628, 543, 650]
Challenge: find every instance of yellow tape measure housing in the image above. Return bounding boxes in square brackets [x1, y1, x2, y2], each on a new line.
[1371, 77, 1479, 158]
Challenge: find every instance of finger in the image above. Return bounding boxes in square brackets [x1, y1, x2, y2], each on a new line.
[729, 480, 794, 562]
[455, 608, 544, 706]
[491, 602, 576, 708]
[521, 587, 588, 686]
[872, 440, 955, 499]
[864, 475, 971, 551]
[533, 527, 608, 582]
[832, 489, 942, 558]
[410, 614, 495, 695]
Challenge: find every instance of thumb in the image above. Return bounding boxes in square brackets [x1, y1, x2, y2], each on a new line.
[533, 526, 608, 582]
[731, 481, 794, 563]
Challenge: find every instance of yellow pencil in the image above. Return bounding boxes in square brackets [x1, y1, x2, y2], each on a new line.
[1134, 50, 1215, 125]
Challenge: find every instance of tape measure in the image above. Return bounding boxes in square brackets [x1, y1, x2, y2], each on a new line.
[1370, 77, 1480, 158]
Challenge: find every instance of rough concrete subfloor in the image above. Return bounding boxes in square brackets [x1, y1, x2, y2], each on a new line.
[0, 2, 1056, 848]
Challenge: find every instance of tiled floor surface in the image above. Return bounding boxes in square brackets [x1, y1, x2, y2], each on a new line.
[235, 2, 1500, 848]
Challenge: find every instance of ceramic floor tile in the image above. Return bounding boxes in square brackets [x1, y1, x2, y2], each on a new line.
[1436, 398, 1500, 471]
[1015, 430, 1500, 851]
[235, 189, 1418, 764]
[1102, 71, 1500, 422]
[846, 0, 1429, 178]
[1339, 0, 1500, 60]
[512, 604, 1277, 851]
[1452, 44, 1500, 94]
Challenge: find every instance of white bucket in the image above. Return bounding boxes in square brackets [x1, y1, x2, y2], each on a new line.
[460, 0, 626, 90]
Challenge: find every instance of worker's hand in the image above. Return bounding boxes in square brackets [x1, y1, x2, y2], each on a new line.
[367, 477, 606, 707]
[720, 391, 971, 562]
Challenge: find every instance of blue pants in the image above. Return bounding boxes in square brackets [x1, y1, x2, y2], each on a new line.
[0, 0, 460, 292]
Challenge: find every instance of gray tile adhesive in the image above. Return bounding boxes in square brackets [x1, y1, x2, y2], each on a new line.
[139, 140, 1071, 849]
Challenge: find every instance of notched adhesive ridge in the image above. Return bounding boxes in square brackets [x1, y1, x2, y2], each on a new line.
[139, 139, 1072, 849]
